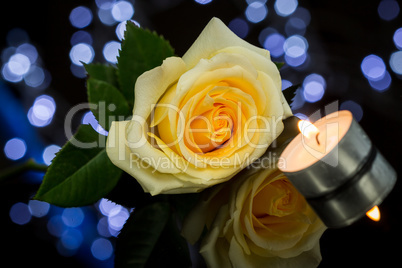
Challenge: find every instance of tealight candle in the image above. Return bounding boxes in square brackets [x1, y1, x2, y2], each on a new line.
[279, 110, 397, 228]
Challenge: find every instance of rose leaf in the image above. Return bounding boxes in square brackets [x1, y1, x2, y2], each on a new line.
[87, 78, 131, 131]
[84, 63, 119, 89]
[282, 84, 301, 105]
[34, 125, 122, 207]
[117, 21, 175, 107]
[115, 202, 171, 268]
[274, 62, 285, 70]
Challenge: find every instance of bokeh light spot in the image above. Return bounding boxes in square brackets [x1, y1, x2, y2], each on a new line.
[61, 229, 84, 250]
[69, 43, 94, 66]
[16, 43, 38, 64]
[195, 0, 213, 4]
[264, 33, 285, 57]
[96, 0, 116, 9]
[4, 138, 26, 160]
[98, 8, 117, 26]
[228, 18, 249, 39]
[43, 145, 61, 166]
[245, 2, 268, 23]
[71, 31, 93, 46]
[340, 100, 363, 122]
[91, 238, 113, 260]
[369, 71, 392, 91]
[361, 54, 386, 81]
[302, 73, 326, 103]
[274, 0, 298, 17]
[281, 79, 292, 91]
[28, 95, 56, 128]
[390, 51, 402, 75]
[10, 202, 31, 225]
[62, 207, 85, 227]
[24, 66, 45, 88]
[393, 28, 402, 50]
[284, 35, 308, 58]
[69, 6, 93, 28]
[378, 0, 400, 21]
[111, 1, 134, 22]
[103, 41, 121, 64]
[8, 53, 31, 76]
[28, 200, 50, 218]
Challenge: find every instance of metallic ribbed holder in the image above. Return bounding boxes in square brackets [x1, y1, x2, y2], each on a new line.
[281, 117, 397, 228]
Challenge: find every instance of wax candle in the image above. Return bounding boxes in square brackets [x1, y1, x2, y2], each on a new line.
[279, 110, 396, 228]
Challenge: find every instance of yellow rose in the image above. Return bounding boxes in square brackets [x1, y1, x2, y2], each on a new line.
[106, 18, 292, 195]
[182, 165, 326, 267]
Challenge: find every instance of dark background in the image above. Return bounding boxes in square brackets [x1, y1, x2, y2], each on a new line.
[0, 0, 401, 267]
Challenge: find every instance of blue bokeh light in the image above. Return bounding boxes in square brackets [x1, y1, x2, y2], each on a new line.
[111, 1, 134, 22]
[69, 6, 93, 29]
[393, 28, 402, 50]
[361, 54, 386, 81]
[82, 111, 108, 136]
[62, 207, 85, 228]
[369, 71, 392, 91]
[98, 8, 117, 26]
[285, 17, 306, 36]
[43, 144, 61, 166]
[9, 202, 31, 225]
[91, 238, 114, 261]
[378, 0, 400, 21]
[195, 0, 213, 4]
[4, 137, 27, 160]
[96, 0, 116, 10]
[274, 0, 298, 17]
[24, 65, 46, 88]
[28, 95, 56, 128]
[292, 7, 311, 27]
[302, 73, 326, 103]
[264, 33, 285, 58]
[2, 63, 23, 82]
[228, 18, 249, 39]
[103, 41, 121, 64]
[284, 35, 308, 58]
[7, 53, 31, 76]
[61, 228, 84, 250]
[47, 215, 67, 237]
[16, 43, 38, 64]
[281, 79, 292, 91]
[340, 100, 363, 122]
[390, 51, 402, 75]
[245, 2, 268, 23]
[71, 31, 93, 46]
[28, 200, 50, 218]
[70, 43, 95, 66]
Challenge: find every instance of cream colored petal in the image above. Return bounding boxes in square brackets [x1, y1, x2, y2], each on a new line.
[200, 205, 232, 268]
[107, 121, 206, 195]
[131, 56, 186, 118]
[182, 17, 270, 69]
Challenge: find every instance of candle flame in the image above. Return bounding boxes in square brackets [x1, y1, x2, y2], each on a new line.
[298, 120, 319, 139]
[366, 206, 381, 222]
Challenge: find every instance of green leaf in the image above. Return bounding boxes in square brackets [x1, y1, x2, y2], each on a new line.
[87, 78, 131, 131]
[34, 125, 122, 207]
[84, 63, 119, 89]
[282, 84, 300, 105]
[274, 62, 285, 70]
[115, 202, 170, 268]
[117, 22, 175, 107]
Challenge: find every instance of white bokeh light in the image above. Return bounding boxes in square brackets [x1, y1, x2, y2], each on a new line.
[111, 1, 134, 22]
[103, 41, 121, 64]
[69, 43, 94, 66]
